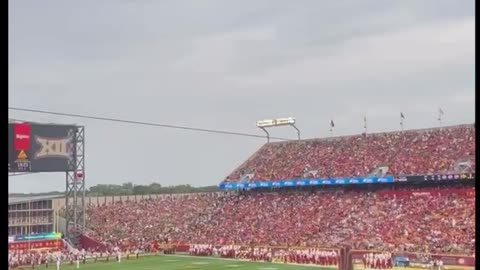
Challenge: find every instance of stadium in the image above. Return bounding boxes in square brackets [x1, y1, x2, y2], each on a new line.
[8, 1, 475, 270]
[7, 121, 476, 270]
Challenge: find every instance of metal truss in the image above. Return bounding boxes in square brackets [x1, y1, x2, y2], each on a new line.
[65, 126, 85, 243]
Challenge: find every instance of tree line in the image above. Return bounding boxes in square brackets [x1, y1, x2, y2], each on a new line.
[9, 182, 219, 197]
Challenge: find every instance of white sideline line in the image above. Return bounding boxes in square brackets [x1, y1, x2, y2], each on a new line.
[70, 253, 333, 268]
[161, 254, 334, 268]
[192, 261, 210, 264]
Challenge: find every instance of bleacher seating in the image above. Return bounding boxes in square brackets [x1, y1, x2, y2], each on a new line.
[82, 123, 475, 256]
[226, 124, 475, 182]
[84, 186, 475, 255]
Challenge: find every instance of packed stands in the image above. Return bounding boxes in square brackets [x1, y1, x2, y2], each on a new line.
[226, 124, 475, 182]
[186, 186, 475, 255]
[82, 123, 475, 260]
[84, 193, 223, 252]
[83, 184, 475, 256]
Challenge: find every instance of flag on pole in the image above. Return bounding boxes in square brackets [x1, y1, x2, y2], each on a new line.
[400, 112, 405, 131]
[330, 120, 335, 128]
[363, 116, 367, 127]
[438, 108, 445, 126]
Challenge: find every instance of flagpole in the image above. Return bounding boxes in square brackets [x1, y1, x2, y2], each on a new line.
[363, 116, 367, 134]
[56, 210, 60, 250]
[400, 113, 404, 132]
[28, 200, 30, 250]
[55, 210, 58, 250]
[438, 108, 444, 128]
[329, 120, 334, 137]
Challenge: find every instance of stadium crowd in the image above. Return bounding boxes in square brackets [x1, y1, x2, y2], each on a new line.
[226, 124, 475, 182]
[84, 185, 475, 256]
[8, 248, 85, 268]
[85, 193, 222, 251]
[194, 244, 350, 266]
[12, 125, 475, 270]
[8, 242, 140, 269]
[75, 124, 475, 265]
[8, 124, 475, 269]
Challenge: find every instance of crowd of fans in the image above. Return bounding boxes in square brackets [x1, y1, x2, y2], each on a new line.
[8, 247, 81, 268]
[8, 245, 131, 268]
[226, 124, 475, 182]
[84, 193, 222, 252]
[8, 250, 49, 268]
[83, 185, 475, 256]
[12, 124, 474, 268]
[196, 244, 350, 266]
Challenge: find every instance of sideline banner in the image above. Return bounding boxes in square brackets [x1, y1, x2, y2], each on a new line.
[14, 232, 62, 242]
[9, 239, 61, 250]
[402, 173, 475, 182]
[219, 176, 394, 190]
[351, 250, 475, 267]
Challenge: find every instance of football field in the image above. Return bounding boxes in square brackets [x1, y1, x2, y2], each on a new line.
[18, 254, 475, 270]
[36, 254, 338, 270]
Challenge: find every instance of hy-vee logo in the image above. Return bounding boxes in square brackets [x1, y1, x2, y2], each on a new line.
[34, 136, 73, 160]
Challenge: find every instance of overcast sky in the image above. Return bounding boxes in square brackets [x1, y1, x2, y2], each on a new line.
[9, 0, 475, 193]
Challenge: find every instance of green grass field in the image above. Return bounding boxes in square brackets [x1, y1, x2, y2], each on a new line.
[18, 254, 474, 270]
[40, 254, 337, 270]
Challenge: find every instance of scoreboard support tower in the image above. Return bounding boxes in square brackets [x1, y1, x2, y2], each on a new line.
[65, 126, 86, 242]
[9, 121, 87, 245]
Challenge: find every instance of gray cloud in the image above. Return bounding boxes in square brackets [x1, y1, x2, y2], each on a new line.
[9, 0, 474, 193]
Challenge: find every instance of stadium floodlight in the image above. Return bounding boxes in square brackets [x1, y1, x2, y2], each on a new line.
[256, 117, 301, 142]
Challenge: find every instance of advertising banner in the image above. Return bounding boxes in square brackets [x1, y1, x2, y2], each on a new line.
[9, 239, 61, 250]
[14, 232, 62, 242]
[351, 250, 475, 268]
[405, 173, 475, 182]
[219, 176, 394, 190]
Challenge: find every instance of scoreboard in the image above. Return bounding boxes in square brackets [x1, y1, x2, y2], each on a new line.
[8, 122, 77, 173]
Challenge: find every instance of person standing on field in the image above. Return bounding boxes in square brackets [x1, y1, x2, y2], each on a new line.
[56, 257, 61, 270]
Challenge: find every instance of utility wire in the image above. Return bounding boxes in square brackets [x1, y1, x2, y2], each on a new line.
[9, 118, 29, 123]
[9, 107, 292, 141]
[8, 172, 39, 177]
